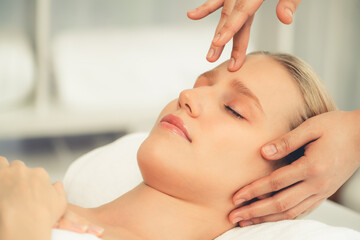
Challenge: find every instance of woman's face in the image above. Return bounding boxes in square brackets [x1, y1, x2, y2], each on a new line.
[137, 55, 304, 206]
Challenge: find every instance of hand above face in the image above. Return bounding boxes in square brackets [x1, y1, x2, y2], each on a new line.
[0, 157, 67, 240]
[187, 0, 301, 71]
[229, 110, 360, 227]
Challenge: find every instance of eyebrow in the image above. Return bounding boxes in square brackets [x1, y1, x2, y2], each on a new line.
[230, 79, 264, 112]
[199, 71, 264, 113]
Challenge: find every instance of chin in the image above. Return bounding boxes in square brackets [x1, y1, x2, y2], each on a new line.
[136, 131, 201, 200]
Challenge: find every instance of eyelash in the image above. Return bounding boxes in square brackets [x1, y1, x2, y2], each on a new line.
[225, 105, 244, 119]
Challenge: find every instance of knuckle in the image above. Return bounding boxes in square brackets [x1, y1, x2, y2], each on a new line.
[308, 163, 327, 177]
[221, 10, 230, 19]
[277, 137, 292, 154]
[274, 198, 288, 212]
[234, 2, 248, 16]
[33, 167, 49, 179]
[313, 180, 329, 193]
[11, 160, 26, 168]
[269, 176, 282, 191]
[222, 24, 237, 36]
[284, 209, 297, 220]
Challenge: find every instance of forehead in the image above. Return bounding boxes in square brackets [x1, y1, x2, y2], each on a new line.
[213, 55, 304, 132]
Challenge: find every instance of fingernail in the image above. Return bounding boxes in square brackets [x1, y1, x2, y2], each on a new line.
[88, 224, 104, 236]
[71, 223, 88, 232]
[234, 198, 246, 206]
[263, 144, 277, 156]
[232, 217, 243, 224]
[213, 33, 221, 43]
[229, 58, 236, 69]
[207, 48, 215, 59]
[241, 220, 253, 227]
[285, 8, 293, 18]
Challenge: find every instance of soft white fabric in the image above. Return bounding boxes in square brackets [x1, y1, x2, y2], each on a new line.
[64, 132, 146, 207]
[63, 132, 360, 239]
[215, 220, 360, 240]
[52, 229, 101, 240]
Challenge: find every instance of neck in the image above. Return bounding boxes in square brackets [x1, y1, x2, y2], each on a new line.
[83, 182, 234, 240]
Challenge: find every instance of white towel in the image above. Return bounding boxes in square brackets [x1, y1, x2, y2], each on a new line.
[215, 220, 360, 240]
[52, 229, 101, 240]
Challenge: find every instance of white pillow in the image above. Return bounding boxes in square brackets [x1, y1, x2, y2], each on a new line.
[63, 133, 360, 239]
[64, 132, 146, 207]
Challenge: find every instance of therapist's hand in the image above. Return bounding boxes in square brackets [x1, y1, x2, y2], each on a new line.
[229, 110, 360, 227]
[187, 0, 301, 71]
[0, 157, 67, 240]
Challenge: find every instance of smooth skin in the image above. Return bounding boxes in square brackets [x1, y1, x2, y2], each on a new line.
[187, 0, 301, 71]
[188, 0, 360, 227]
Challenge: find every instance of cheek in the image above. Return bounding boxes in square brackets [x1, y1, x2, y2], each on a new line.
[193, 124, 273, 197]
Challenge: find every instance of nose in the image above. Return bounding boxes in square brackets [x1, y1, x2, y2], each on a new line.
[178, 89, 202, 118]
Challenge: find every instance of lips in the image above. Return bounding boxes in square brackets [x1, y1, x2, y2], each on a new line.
[159, 114, 192, 142]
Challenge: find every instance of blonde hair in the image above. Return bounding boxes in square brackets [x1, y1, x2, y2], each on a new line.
[249, 51, 337, 165]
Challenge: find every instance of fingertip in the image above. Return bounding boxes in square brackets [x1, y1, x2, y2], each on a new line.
[228, 209, 241, 224]
[227, 57, 244, 72]
[261, 144, 279, 159]
[187, 9, 197, 19]
[276, 2, 294, 24]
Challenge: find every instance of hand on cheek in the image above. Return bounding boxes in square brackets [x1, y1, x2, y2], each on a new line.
[228, 110, 360, 226]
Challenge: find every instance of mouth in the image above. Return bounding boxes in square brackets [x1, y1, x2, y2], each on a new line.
[159, 114, 192, 142]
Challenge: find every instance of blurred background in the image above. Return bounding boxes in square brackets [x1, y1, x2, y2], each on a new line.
[0, 0, 359, 211]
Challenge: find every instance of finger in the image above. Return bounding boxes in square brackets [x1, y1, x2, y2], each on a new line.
[276, 0, 301, 24]
[233, 156, 308, 204]
[57, 217, 89, 233]
[9, 160, 26, 168]
[230, 181, 312, 222]
[212, 0, 263, 47]
[261, 118, 320, 160]
[228, 16, 253, 71]
[0, 156, 9, 168]
[241, 196, 324, 226]
[206, 0, 235, 62]
[57, 211, 89, 233]
[298, 198, 324, 218]
[187, 0, 224, 20]
[53, 182, 67, 199]
[87, 225, 105, 237]
[56, 211, 104, 237]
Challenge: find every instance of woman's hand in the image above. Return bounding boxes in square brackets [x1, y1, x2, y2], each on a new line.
[0, 157, 67, 240]
[54, 208, 104, 237]
[187, 0, 301, 71]
[229, 110, 360, 226]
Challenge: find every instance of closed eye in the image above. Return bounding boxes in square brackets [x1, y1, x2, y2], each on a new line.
[225, 105, 244, 119]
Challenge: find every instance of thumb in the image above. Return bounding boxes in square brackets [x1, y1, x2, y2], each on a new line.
[276, 0, 301, 24]
[261, 118, 319, 160]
